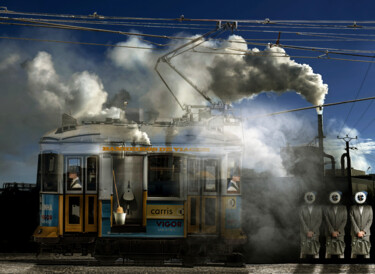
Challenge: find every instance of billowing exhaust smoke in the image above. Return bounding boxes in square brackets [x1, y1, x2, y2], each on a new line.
[25, 51, 124, 120]
[207, 37, 328, 106]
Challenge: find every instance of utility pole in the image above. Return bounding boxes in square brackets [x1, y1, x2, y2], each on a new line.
[337, 135, 357, 195]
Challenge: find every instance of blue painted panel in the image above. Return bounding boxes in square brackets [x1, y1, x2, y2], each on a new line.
[101, 200, 184, 238]
[147, 219, 184, 236]
[40, 194, 59, 227]
[101, 200, 112, 236]
[225, 197, 241, 229]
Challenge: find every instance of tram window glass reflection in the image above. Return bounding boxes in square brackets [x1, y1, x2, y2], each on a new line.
[148, 155, 181, 197]
[86, 156, 98, 191]
[227, 156, 241, 194]
[203, 159, 218, 192]
[188, 159, 199, 193]
[41, 153, 58, 192]
[67, 158, 82, 191]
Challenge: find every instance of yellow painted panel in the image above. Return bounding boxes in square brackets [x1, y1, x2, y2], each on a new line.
[202, 196, 218, 234]
[98, 200, 102, 237]
[59, 195, 63, 236]
[184, 201, 187, 238]
[85, 195, 97, 233]
[142, 191, 147, 226]
[187, 196, 200, 233]
[64, 195, 83, 232]
[147, 204, 184, 219]
[33, 226, 58, 238]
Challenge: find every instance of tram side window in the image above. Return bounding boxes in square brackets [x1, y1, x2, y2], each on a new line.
[67, 158, 82, 191]
[41, 153, 59, 192]
[86, 156, 98, 191]
[188, 159, 200, 193]
[203, 159, 218, 192]
[227, 156, 241, 194]
[148, 155, 181, 198]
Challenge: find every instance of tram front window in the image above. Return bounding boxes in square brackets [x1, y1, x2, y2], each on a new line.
[67, 158, 82, 191]
[203, 159, 219, 192]
[41, 153, 59, 192]
[227, 156, 241, 194]
[148, 155, 181, 198]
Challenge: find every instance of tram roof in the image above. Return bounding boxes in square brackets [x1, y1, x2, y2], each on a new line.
[40, 115, 243, 146]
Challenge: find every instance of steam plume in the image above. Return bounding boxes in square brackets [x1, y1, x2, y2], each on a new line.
[208, 36, 328, 106]
[25, 51, 124, 119]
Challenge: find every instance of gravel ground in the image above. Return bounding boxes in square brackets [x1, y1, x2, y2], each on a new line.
[1, 254, 375, 273]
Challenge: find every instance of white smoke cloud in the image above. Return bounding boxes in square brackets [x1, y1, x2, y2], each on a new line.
[0, 32, 333, 183]
[241, 108, 316, 176]
[68, 71, 108, 118]
[0, 53, 20, 70]
[207, 36, 328, 106]
[25, 51, 123, 119]
[26, 51, 70, 111]
[106, 34, 328, 119]
[131, 128, 151, 145]
[108, 36, 155, 70]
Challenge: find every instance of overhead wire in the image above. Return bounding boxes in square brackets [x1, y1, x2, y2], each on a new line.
[0, 36, 160, 49]
[0, 18, 193, 40]
[3, 34, 375, 65]
[7, 15, 375, 39]
[6, 8, 375, 24]
[245, 96, 375, 119]
[12, 17, 215, 27]
[340, 58, 374, 137]
[4, 10, 375, 130]
[191, 47, 375, 63]
[17, 17, 375, 31]
[5, 16, 375, 54]
[5, 16, 375, 60]
[358, 117, 375, 134]
[21, 18, 214, 31]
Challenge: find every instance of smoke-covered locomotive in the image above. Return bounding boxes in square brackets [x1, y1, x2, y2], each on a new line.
[33, 108, 246, 264]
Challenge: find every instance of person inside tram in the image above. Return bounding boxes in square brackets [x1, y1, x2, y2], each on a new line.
[227, 159, 241, 193]
[68, 166, 82, 190]
[227, 175, 240, 193]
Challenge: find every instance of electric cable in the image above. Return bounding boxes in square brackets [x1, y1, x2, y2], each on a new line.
[338, 57, 374, 137]
[6, 8, 375, 24]
[0, 36, 160, 49]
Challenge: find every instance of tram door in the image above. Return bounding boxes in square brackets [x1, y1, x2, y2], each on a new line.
[64, 156, 98, 233]
[187, 158, 220, 234]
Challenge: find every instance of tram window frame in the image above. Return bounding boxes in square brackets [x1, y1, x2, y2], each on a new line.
[65, 156, 84, 193]
[203, 159, 219, 193]
[187, 158, 200, 194]
[226, 155, 241, 194]
[86, 156, 98, 193]
[148, 154, 182, 199]
[41, 153, 59, 193]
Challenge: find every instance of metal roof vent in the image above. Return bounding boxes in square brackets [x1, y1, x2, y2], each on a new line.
[55, 113, 77, 134]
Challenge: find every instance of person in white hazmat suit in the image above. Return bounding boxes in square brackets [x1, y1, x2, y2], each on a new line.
[300, 191, 322, 259]
[324, 191, 347, 258]
[350, 191, 373, 258]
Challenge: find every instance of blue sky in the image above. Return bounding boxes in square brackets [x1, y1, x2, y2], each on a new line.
[1, 0, 375, 183]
